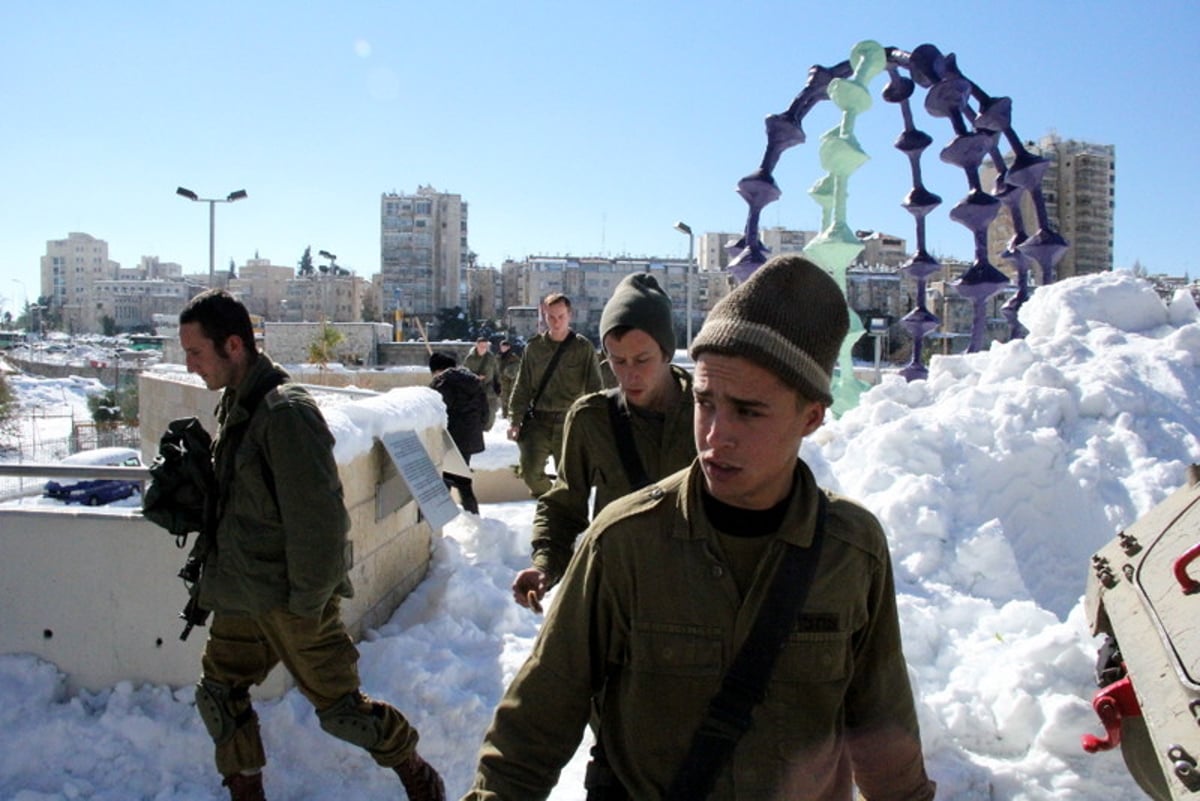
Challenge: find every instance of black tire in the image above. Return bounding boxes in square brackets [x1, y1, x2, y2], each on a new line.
[85, 495, 101, 506]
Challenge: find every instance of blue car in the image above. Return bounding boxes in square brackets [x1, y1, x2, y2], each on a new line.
[43, 447, 144, 506]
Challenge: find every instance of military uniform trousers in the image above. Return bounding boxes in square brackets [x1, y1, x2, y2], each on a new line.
[200, 596, 419, 777]
[518, 413, 566, 498]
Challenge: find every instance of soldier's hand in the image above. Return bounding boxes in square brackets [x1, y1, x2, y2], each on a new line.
[512, 568, 547, 613]
[506, 425, 520, 441]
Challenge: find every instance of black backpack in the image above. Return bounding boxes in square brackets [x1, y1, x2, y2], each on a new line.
[142, 416, 216, 542]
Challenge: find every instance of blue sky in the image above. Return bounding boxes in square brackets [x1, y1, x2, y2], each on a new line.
[2, 1, 1197, 316]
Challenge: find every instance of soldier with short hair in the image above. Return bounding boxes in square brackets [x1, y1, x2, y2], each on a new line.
[506, 294, 601, 497]
[178, 289, 445, 801]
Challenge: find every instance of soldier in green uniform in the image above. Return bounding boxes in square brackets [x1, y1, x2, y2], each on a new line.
[506, 293, 601, 497]
[177, 290, 444, 801]
[497, 340, 521, 419]
[464, 256, 935, 801]
[512, 273, 695, 611]
[463, 336, 500, 431]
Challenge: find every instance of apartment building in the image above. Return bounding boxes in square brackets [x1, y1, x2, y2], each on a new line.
[228, 258, 293, 320]
[985, 134, 1115, 280]
[40, 232, 119, 333]
[379, 186, 468, 318]
[698, 226, 819, 273]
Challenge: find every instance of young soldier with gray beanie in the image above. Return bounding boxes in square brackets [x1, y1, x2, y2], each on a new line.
[512, 272, 696, 611]
[465, 254, 935, 800]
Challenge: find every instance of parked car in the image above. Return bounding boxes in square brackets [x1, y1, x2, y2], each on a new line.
[43, 447, 143, 506]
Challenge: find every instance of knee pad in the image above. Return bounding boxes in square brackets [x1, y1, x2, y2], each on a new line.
[317, 692, 386, 750]
[195, 679, 253, 746]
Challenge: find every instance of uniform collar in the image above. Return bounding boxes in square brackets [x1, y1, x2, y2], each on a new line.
[677, 459, 822, 547]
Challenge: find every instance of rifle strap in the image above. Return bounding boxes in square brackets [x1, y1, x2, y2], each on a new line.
[605, 391, 650, 490]
[664, 492, 829, 801]
[526, 331, 576, 414]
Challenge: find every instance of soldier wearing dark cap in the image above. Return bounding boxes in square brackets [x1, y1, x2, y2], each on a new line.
[430, 351, 489, 515]
[512, 272, 695, 611]
[464, 256, 935, 801]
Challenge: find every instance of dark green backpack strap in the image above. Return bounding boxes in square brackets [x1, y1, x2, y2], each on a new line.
[664, 492, 829, 801]
[605, 390, 650, 491]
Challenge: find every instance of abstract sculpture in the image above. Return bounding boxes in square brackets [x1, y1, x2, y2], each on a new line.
[728, 40, 1069, 410]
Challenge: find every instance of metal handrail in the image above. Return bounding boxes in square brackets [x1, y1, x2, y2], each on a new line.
[0, 464, 152, 480]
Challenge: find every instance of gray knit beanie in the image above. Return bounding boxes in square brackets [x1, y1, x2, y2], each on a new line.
[600, 272, 675, 357]
[689, 255, 848, 405]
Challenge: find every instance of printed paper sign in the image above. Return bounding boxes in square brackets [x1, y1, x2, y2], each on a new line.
[379, 430, 458, 531]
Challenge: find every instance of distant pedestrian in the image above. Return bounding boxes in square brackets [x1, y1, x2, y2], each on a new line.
[429, 351, 488, 515]
[497, 340, 521, 419]
[506, 294, 601, 497]
[463, 336, 500, 431]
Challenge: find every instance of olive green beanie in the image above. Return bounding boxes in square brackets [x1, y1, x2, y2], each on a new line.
[600, 272, 676, 357]
[689, 255, 848, 405]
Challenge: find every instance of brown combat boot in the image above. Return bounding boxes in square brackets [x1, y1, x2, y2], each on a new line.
[222, 771, 266, 801]
[395, 751, 446, 801]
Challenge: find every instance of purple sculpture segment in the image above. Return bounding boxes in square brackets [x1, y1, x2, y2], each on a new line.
[882, 59, 941, 381]
[730, 41, 1069, 392]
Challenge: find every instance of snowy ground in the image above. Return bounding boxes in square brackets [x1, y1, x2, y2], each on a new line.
[2, 270, 1199, 799]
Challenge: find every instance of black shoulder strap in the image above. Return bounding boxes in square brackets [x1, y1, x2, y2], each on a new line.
[664, 493, 829, 801]
[605, 391, 650, 490]
[528, 330, 575, 410]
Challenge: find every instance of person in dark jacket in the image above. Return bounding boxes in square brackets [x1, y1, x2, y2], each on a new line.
[178, 289, 444, 801]
[429, 351, 488, 515]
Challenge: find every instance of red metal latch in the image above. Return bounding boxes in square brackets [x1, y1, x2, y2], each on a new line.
[1174, 542, 1200, 595]
[1082, 675, 1142, 753]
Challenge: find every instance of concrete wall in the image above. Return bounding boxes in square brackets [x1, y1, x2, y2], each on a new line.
[1, 373, 448, 697]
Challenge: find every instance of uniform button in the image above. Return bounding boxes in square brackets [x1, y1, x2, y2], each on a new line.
[650, 487, 664, 499]
[711, 565, 724, 578]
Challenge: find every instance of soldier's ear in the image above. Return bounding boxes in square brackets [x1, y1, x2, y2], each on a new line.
[798, 400, 826, 437]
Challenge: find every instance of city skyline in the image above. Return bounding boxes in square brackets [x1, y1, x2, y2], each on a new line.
[3, 1, 1196, 318]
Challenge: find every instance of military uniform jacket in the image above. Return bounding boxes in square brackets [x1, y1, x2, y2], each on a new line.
[508, 331, 601, 418]
[467, 460, 935, 801]
[530, 364, 696, 587]
[498, 350, 521, 383]
[199, 355, 352, 619]
[464, 349, 500, 394]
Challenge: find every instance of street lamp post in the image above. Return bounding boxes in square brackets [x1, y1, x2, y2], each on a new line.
[176, 187, 248, 288]
[673, 221, 694, 347]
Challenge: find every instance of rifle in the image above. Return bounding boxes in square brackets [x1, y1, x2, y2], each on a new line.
[142, 416, 217, 641]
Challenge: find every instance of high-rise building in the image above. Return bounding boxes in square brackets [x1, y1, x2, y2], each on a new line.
[985, 134, 1115, 280]
[379, 186, 468, 318]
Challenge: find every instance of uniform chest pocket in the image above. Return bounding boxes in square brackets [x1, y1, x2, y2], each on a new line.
[231, 446, 280, 522]
[774, 630, 851, 686]
[629, 621, 723, 677]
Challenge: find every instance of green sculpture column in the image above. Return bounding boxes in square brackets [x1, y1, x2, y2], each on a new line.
[802, 39, 883, 415]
